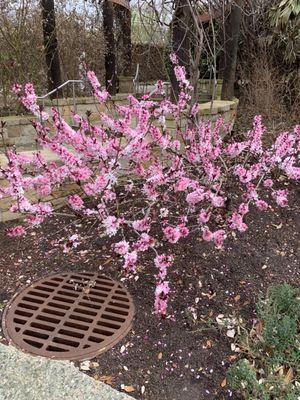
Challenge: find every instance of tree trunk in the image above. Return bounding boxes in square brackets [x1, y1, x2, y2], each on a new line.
[221, 0, 243, 100]
[41, 0, 62, 97]
[103, 0, 117, 95]
[122, 7, 132, 76]
[170, 0, 191, 101]
[115, 5, 132, 76]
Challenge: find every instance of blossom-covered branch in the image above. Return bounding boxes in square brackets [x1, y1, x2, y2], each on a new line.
[1, 58, 299, 316]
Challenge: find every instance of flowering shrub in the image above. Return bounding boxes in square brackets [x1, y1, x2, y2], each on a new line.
[1, 58, 299, 316]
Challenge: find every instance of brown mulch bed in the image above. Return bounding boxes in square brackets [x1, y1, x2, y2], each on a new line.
[0, 183, 299, 400]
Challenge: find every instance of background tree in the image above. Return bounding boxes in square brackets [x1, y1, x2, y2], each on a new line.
[41, 0, 62, 95]
[170, 0, 192, 100]
[115, 1, 132, 76]
[103, 0, 117, 95]
[221, 0, 243, 100]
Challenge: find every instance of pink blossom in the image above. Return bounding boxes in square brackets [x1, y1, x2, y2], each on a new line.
[213, 229, 226, 248]
[211, 195, 225, 208]
[159, 208, 169, 218]
[26, 215, 44, 226]
[229, 212, 248, 232]
[123, 251, 138, 272]
[263, 179, 274, 188]
[247, 115, 265, 154]
[87, 70, 109, 103]
[238, 203, 249, 215]
[198, 209, 211, 224]
[134, 233, 155, 252]
[281, 157, 300, 180]
[178, 224, 189, 238]
[7, 225, 26, 237]
[256, 200, 268, 210]
[70, 167, 92, 181]
[155, 281, 170, 316]
[190, 103, 200, 118]
[186, 188, 205, 205]
[114, 240, 130, 255]
[225, 142, 248, 157]
[155, 254, 173, 281]
[11, 83, 22, 94]
[63, 234, 80, 253]
[202, 228, 213, 242]
[169, 53, 178, 64]
[174, 177, 190, 192]
[273, 189, 288, 207]
[68, 195, 84, 211]
[103, 215, 120, 236]
[132, 218, 150, 232]
[163, 226, 181, 244]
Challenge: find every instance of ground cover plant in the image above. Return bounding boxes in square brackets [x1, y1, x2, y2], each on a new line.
[0, 57, 299, 317]
[227, 283, 300, 399]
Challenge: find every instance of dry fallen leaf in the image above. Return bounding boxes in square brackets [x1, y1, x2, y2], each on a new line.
[80, 360, 91, 371]
[123, 385, 135, 393]
[203, 339, 213, 349]
[255, 321, 263, 336]
[102, 257, 113, 266]
[234, 294, 241, 302]
[97, 375, 114, 385]
[158, 352, 163, 360]
[226, 329, 236, 338]
[120, 345, 126, 353]
[201, 291, 216, 300]
[271, 222, 282, 229]
[228, 355, 237, 362]
[284, 368, 294, 385]
[220, 378, 227, 388]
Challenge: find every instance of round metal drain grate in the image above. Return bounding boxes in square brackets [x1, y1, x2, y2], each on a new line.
[2, 272, 134, 361]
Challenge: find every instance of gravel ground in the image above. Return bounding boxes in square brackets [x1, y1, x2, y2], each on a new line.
[0, 343, 134, 400]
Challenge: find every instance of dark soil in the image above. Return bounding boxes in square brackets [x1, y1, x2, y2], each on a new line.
[0, 185, 299, 400]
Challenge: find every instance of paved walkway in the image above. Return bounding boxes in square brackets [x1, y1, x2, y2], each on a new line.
[0, 343, 134, 400]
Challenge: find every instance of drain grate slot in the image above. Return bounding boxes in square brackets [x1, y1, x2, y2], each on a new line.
[24, 339, 44, 348]
[3, 272, 134, 361]
[69, 314, 93, 323]
[18, 303, 39, 311]
[58, 329, 84, 339]
[46, 345, 67, 352]
[93, 327, 114, 337]
[64, 321, 89, 331]
[48, 302, 70, 310]
[23, 330, 49, 340]
[15, 310, 33, 317]
[13, 318, 26, 325]
[88, 336, 104, 343]
[52, 296, 75, 304]
[53, 337, 80, 348]
[36, 315, 60, 324]
[36, 285, 55, 293]
[43, 281, 59, 287]
[30, 322, 55, 332]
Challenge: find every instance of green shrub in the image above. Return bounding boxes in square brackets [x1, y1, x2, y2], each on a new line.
[227, 283, 300, 399]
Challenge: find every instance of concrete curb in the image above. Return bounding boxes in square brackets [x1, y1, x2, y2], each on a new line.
[0, 343, 135, 400]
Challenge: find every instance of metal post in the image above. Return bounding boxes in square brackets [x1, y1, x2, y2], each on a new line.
[72, 82, 77, 114]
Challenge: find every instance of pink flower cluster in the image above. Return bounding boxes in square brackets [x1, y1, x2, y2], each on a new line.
[2, 55, 299, 316]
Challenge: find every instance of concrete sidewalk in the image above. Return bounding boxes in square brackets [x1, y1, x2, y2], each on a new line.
[0, 343, 134, 400]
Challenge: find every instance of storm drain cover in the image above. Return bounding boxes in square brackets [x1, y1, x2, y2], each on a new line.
[2, 272, 134, 361]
